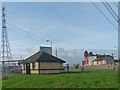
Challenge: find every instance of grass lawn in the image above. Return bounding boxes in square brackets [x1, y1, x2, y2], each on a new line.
[2, 71, 119, 88]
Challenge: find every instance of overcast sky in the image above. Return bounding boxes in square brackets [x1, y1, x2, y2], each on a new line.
[0, 2, 118, 65]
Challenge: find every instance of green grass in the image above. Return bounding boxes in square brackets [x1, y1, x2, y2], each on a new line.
[2, 71, 119, 88]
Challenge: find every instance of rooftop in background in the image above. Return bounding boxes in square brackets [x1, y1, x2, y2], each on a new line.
[84, 50, 114, 58]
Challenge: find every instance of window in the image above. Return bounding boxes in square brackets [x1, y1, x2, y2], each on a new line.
[24, 64, 26, 70]
[32, 63, 35, 70]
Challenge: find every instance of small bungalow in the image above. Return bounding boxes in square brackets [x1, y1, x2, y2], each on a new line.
[21, 51, 66, 74]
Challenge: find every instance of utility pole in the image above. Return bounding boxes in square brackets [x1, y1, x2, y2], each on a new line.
[46, 40, 52, 55]
[118, 1, 120, 71]
[1, 6, 12, 71]
[67, 64, 69, 72]
[56, 49, 57, 57]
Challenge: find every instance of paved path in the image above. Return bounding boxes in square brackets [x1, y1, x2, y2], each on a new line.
[85, 70, 118, 71]
[2, 73, 23, 77]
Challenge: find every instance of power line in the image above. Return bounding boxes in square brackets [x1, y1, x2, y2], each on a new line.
[7, 8, 76, 49]
[7, 23, 43, 42]
[7, 21, 73, 50]
[112, 0, 118, 7]
[7, 14, 71, 48]
[7, 22, 47, 42]
[7, 14, 76, 49]
[7, 8, 65, 42]
[89, 0, 117, 30]
[101, 0, 118, 22]
[104, 0, 119, 21]
[104, 0, 118, 17]
[3, 3, 118, 51]
[111, 0, 120, 24]
[8, 15, 61, 41]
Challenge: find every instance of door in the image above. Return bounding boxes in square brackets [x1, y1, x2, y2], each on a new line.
[26, 63, 30, 74]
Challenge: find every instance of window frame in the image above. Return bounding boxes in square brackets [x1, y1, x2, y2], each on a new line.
[24, 64, 26, 70]
[97, 61, 98, 64]
[32, 63, 35, 70]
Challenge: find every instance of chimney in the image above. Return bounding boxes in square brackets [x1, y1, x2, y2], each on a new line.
[104, 53, 105, 56]
[84, 51, 88, 57]
[96, 53, 99, 58]
[89, 52, 93, 56]
[112, 53, 113, 57]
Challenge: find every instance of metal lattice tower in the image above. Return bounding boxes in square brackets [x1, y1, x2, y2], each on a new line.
[1, 6, 12, 62]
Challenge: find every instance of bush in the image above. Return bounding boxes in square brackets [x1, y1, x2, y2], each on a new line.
[2, 76, 9, 80]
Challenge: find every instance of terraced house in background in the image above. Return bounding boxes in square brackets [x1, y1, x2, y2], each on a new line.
[81, 50, 115, 66]
[21, 51, 66, 74]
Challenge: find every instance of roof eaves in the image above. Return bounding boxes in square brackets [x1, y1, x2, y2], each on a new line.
[21, 60, 37, 64]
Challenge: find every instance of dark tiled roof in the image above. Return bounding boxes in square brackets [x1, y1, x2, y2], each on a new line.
[114, 59, 118, 62]
[97, 55, 111, 57]
[92, 58, 104, 61]
[92, 57, 113, 62]
[21, 51, 66, 64]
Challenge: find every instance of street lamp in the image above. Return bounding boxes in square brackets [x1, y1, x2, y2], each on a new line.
[46, 40, 52, 54]
[81, 49, 85, 72]
[82, 49, 84, 61]
[46, 40, 52, 47]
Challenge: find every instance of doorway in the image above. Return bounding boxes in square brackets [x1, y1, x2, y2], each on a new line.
[26, 63, 30, 74]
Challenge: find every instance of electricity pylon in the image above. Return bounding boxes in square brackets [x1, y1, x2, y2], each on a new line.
[1, 5, 12, 65]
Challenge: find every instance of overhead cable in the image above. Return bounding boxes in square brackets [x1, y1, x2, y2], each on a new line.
[89, 0, 117, 29]
[104, 0, 119, 21]
[101, 0, 118, 22]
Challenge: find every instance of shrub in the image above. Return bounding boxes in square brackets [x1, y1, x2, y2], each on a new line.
[2, 76, 9, 80]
